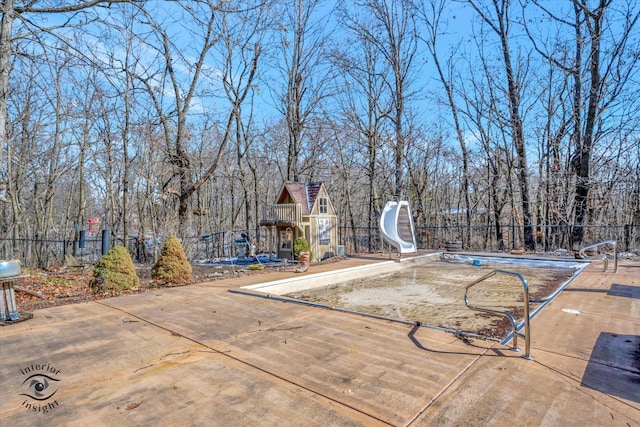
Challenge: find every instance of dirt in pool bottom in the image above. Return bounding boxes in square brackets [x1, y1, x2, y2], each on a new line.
[284, 258, 578, 340]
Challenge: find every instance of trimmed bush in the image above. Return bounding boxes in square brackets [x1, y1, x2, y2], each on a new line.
[151, 236, 192, 286]
[293, 236, 311, 261]
[92, 245, 139, 293]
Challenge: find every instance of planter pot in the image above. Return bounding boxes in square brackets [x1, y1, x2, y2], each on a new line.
[445, 240, 462, 252]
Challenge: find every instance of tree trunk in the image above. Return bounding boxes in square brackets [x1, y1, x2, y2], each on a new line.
[469, 0, 535, 250]
[571, 0, 605, 247]
[0, 0, 13, 170]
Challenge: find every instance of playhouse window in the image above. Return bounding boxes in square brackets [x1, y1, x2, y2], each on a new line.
[319, 197, 328, 214]
[318, 218, 330, 245]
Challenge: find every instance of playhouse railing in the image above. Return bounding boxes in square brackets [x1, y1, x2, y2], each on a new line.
[261, 203, 302, 226]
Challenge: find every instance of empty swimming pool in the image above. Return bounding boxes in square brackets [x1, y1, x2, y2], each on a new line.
[239, 254, 587, 340]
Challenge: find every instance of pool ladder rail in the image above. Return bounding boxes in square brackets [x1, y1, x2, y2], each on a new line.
[578, 240, 618, 273]
[464, 270, 535, 360]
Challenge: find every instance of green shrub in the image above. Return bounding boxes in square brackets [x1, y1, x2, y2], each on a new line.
[151, 236, 192, 285]
[293, 236, 311, 260]
[92, 245, 139, 293]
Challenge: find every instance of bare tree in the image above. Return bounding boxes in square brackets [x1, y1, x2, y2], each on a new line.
[414, 0, 474, 246]
[219, 5, 270, 237]
[468, 0, 535, 250]
[5, 38, 88, 263]
[1, 0, 138, 259]
[270, 0, 333, 182]
[1, 0, 137, 196]
[458, 71, 513, 251]
[350, 0, 419, 197]
[97, 2, 140, 244]
[525, 0, 640, 248]
[3, 0, 639, 264]
[127, 1, 263, 237]
[568, 0, 639, 247]
[333, 2, 392, 250]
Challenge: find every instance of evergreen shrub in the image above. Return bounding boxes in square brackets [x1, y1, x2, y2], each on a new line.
[92, 245, 139, 292]
[151, 236, 192, 286]
[293, 236, 311, 261]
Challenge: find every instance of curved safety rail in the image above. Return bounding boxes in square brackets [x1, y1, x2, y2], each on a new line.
[464, 270, 533, 360]
[578, 240, 617, 273]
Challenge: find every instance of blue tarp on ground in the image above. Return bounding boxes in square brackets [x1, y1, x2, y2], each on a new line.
[195, 255, 290, 266]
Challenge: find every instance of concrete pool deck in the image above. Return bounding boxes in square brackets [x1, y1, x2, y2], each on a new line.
[1, 252, 638, 426]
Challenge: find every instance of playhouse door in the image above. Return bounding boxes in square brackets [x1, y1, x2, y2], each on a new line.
[279, 228, 293, 259]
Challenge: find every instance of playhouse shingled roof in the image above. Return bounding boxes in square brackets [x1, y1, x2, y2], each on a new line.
[279, 181, 323, 215]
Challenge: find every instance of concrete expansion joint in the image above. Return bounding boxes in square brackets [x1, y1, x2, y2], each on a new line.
[404, 350, 489, 426]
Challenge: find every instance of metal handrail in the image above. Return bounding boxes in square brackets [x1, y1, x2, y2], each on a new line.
[464, 270, 533, 360]
[578, 240, 617, 273]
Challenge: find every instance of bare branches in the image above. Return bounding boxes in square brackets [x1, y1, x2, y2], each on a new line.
[3, 0, 639, 259]
[14, 1, 142, 15]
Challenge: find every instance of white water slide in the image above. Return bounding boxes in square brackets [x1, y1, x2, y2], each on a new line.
[379, 200, 417, 255]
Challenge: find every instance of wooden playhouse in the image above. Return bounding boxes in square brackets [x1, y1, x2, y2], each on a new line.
[260, 181, 338, 261]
